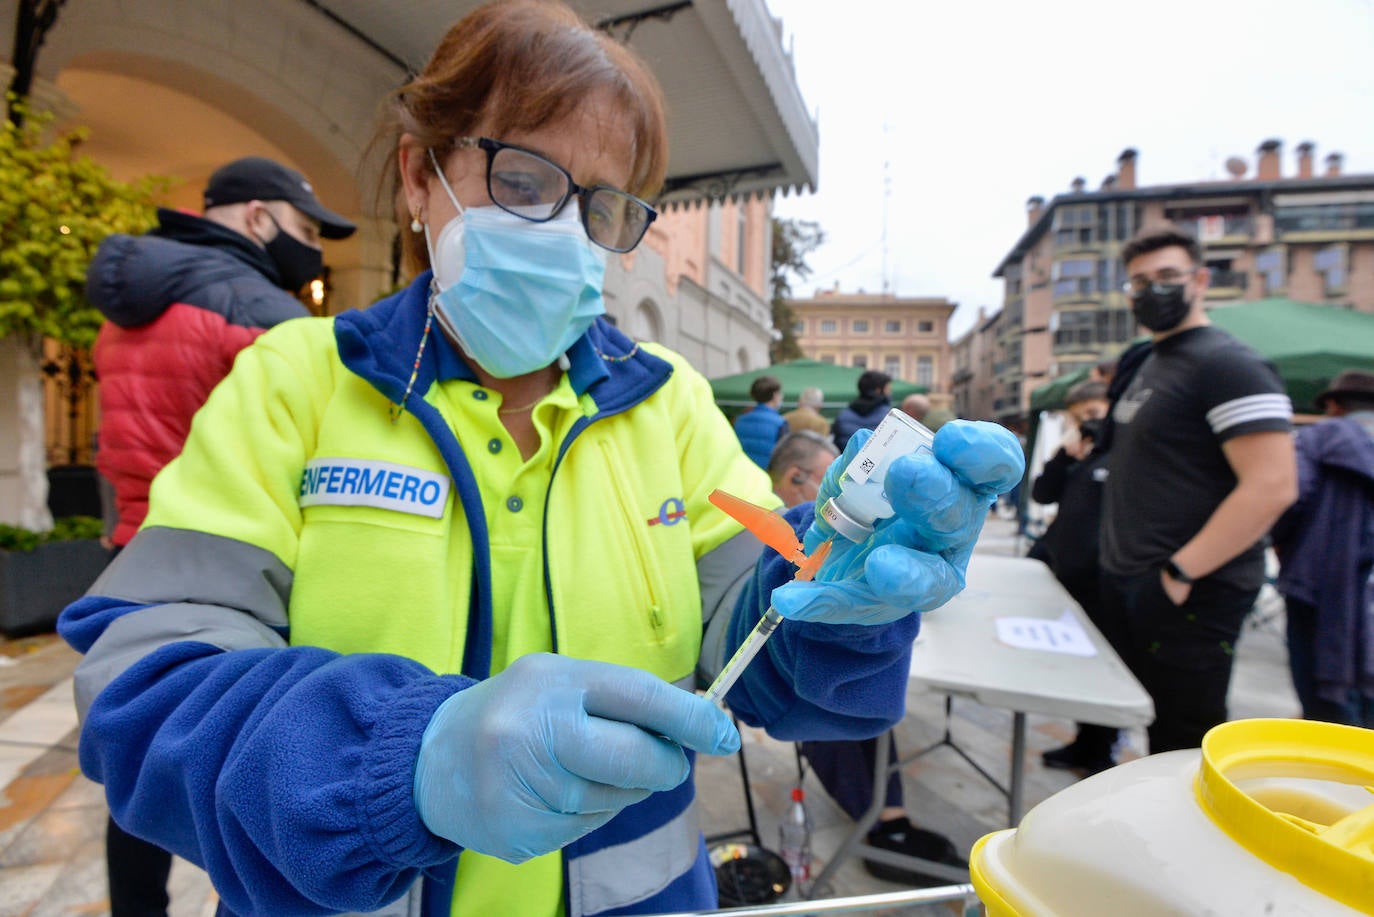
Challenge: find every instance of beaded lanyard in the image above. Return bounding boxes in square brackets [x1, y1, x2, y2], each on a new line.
[390, 293, 435, 425]
[595, 341, 640, 363]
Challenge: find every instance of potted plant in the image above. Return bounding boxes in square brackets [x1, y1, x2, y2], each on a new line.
[0, 515, 109, 637]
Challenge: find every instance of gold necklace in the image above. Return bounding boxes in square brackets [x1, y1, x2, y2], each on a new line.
[497, 387, 554, 414]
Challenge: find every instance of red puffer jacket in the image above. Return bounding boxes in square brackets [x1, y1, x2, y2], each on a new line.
[91, 208, 309, 546]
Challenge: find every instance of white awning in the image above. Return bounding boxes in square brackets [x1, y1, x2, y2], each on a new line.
[310, 0, 818, 206]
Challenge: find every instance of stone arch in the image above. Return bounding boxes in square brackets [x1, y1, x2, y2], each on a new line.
[631, 298, 664, 343]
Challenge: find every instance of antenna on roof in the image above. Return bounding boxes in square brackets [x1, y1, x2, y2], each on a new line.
[881, 120, 891, 295]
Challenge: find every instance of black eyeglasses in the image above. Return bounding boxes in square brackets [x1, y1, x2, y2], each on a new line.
[1123, 267, 1197, 296]
[452, 137, 657, 253]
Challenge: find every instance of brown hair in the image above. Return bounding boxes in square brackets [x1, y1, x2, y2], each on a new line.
[1120, 222, 1204, 268]
[1065, 380, 1108, 406]
[376, 0, 668, 275]
[750, 375, 782, 403]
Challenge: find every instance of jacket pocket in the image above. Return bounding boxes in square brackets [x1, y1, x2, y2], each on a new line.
[598, 439, 672, 645]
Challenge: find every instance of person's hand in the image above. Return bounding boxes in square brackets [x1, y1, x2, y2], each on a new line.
[1061, 427, 1089, 461]
[413, 653, 739, 863]
[771, 420, 1024, 625]
[1160, 569, 1191, 606]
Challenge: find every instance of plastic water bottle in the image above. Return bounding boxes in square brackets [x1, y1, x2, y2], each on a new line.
[778, 786, 812, 895]
[819, 409, 936, 543]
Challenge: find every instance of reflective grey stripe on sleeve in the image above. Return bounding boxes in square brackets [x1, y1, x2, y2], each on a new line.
[338, 884, 423, 917]
[92, 526, 292, 628]
[74, 526, 295, 720]
[696, 529, 763, 688]
[74, 602, 288, 720]
[566, 799, 701, 916]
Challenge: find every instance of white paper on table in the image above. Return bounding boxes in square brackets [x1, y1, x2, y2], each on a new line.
[994, 610, 1098, 656]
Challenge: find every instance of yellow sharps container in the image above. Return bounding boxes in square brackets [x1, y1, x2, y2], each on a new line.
[971, 719, 1374, 916]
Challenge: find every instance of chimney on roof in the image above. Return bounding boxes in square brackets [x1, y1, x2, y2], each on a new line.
[1296, 141, 1315, 179]
[1325, 152, 1344, 177]
[1256, 138, 1282, 181]
[1026, 195, 1044, 225]
[1116, 149, 1137, 190]
[1070, 176, 1086, 193]
[1101, 174, 1116, 191]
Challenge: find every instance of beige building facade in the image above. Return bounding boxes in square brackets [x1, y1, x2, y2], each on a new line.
[980, 141, 1374, 425]
[0, 0, 817, 526]
[789, 289, 954, 399]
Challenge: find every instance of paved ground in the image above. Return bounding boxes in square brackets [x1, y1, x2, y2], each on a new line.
[0, 516, 1298, 916]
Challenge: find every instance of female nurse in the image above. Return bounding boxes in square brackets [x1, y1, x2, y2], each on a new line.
[59, 2, 1023, 915]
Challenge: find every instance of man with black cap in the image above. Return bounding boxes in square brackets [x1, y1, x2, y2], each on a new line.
[88, 155, 354, 915]
[1272, 369, 1374, 728]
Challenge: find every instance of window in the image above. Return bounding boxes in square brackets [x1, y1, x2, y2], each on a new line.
[1206, 258, 1245, 291]
[1314, 244, 1348, 295]
[1255, 249, 1286, 295]
[1052, 258, 1096, 298]
[792, 319, 805, 335]
[1274, 202, 1374, 233]
[916, 356, 933, 387]
[852, 355, 868, 369]
[917, 320, 934, 333]
[1052, 204, 1095, 247]
[820, 319, 837, 334]
[883, 355, 901, 377]
[884, 319, 902, 334]
[852, 319, 870, 333]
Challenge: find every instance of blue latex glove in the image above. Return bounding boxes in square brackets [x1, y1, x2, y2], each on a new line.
[771, 420, 1024, 624]
[414, 653, 740, 863]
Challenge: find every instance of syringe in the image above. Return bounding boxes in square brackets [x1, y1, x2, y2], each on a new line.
[702, 412, 935, 704]
[701, 489, 832, 704]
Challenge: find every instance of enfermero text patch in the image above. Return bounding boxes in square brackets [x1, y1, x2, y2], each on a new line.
[299, 458, 449, 519]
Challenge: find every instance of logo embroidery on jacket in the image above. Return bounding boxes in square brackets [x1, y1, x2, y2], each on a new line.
[647, 497, 687, 527]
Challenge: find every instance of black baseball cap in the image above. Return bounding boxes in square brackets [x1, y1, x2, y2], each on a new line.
[203, 157, 356, 239]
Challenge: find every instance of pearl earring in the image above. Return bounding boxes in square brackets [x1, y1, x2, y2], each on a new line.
[410, 213, 423, 233]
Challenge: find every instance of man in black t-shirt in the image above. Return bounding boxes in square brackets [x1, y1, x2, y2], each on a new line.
[1100, 224, 1296, 754]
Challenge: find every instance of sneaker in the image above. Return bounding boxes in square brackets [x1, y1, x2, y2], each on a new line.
[862, 817, 968, 887]
[1041, 742, 1114, 775]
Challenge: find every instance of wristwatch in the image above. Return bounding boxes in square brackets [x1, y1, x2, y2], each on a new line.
[1163, 559, 1194, 585]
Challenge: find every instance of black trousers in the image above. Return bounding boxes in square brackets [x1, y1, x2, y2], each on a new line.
[107, 815, 172, 917]
[799, 732, 902, 823]
[1099, 569, 1256, 753]
[1056, 571, 1117, 758]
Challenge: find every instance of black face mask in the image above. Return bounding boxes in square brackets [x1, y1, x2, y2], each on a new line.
[1130, 282, 1191, 332]
[262, 212, 322, 293]
[1078, 417, 1105, 446]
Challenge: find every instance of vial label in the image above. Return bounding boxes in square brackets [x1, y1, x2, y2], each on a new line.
[845, 411, 933, 486]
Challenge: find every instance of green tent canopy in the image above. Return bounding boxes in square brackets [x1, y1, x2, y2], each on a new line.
[709, 359, 927, 418]
[1029, 299, 1374, 414]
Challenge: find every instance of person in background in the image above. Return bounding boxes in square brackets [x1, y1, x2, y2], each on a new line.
[734, 374, 788, 467]
[88, 155, 355, 917]
[58, 4, 1025, 915]
[1100, 223, 1296, 754]
[768, 430, 969, 885]
[899, 393, 954, 432]
[1031, 381, 1117, 774]
[834, 370, 892, 451]
[782, 385, 831, 437]
[1271, 369, 1374, 727]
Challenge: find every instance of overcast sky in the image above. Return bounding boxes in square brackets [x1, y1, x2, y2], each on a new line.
[764, 0, 1374, 339]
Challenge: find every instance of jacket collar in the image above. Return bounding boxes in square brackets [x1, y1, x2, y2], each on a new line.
[333, 272, 674, 419]
[153, 208, 282, 286]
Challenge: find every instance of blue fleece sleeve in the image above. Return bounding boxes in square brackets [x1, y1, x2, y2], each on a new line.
[720, 504, 919, 740]
[63, 598, 464, 915]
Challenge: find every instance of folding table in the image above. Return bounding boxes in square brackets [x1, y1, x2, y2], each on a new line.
[810, 553, 1154, 895]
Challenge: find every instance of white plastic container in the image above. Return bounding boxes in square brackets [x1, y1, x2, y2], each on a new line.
[971, 719, 1374, 916]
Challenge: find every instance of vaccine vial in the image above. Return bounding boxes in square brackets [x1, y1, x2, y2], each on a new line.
[819, 409, 935, 542]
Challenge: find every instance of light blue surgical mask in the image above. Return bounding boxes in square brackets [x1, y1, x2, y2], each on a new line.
[424, 152, 606, 379]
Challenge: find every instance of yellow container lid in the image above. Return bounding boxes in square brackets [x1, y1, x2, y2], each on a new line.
[1195, 719, 1374, 913]
[970, 719, 1374, 917]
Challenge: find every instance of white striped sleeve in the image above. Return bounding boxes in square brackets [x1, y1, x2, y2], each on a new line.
[1205, 393, 1293, 435]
